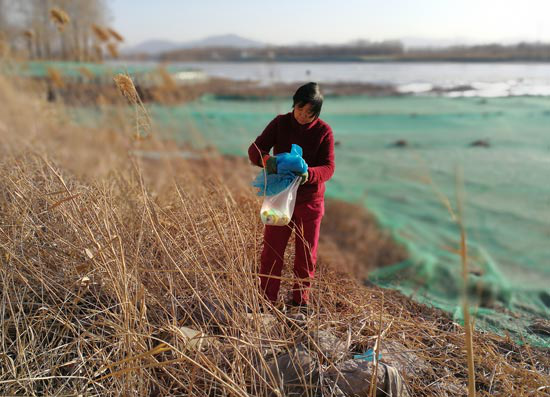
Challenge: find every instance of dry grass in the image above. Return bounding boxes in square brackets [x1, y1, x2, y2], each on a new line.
[158, 66, 178, 91]
[318, 200, 408, 280]
[0, 74, 549, 396]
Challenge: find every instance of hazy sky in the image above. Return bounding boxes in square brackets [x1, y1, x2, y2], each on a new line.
[111, 0, 550, 46]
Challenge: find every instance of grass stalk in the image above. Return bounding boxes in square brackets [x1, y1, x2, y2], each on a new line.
[456, 166, 476, 397]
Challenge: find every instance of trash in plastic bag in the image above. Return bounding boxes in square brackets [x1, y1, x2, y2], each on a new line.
[252, 144, 307, 196]
[260, 177, 301, 226]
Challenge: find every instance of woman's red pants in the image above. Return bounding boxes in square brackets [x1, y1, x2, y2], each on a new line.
[259, 200, 324, 304]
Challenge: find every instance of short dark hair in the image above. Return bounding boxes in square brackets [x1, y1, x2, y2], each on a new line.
[292, 82, 323, 119]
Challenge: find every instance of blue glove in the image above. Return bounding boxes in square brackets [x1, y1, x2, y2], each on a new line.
[276, 152, 308, 175]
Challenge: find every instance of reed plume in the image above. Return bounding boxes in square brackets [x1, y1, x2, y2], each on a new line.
[108, 28, 124, 42]
[23, 30, 35, 40]
[113, 73, 152, 138]
[50, 8, 70, 32]
[91, 24, 110, 42]
[47, 67, 65, 88]
[78, 66, 94, 80]
[114, 74, 138, 103]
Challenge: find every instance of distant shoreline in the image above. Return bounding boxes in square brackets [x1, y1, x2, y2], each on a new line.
[17, 60, 550, 105]
[127, 56, 550, 64]
[150, 42, 550, 63]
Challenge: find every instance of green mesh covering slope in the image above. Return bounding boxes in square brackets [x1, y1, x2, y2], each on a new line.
[9, 60, 196, 81]
[73, 95, 550, 347]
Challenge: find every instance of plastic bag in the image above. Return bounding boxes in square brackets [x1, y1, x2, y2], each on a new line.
[260, 177, 301, 226]
[251, 144, 307, 197]
[252, 172, 295, 197]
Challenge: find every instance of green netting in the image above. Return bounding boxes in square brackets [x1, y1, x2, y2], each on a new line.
[8, 60, 195, 80]
[71, 94, 550, 347]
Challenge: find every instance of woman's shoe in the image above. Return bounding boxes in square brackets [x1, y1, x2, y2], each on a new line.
[247, 301, 286, 314]
[271, 300, 287, 313]
[289, 300, 309, 314]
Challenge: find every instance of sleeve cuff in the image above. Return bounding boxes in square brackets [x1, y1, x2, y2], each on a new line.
[261, 154, 271, 167]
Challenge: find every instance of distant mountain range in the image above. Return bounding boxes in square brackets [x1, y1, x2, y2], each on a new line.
[122, 34, 266, 55]
[122, 33, 538, 56]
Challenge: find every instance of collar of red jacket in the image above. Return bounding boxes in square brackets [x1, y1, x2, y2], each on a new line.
[290, 111, 320, 131]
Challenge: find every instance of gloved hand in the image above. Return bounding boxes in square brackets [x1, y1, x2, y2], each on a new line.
[295, 171, 308, 185]
[263, 156, 277, 174]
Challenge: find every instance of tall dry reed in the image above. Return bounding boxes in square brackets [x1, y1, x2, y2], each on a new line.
[113, 73, 152, 139]
[456, 168, 476, 397]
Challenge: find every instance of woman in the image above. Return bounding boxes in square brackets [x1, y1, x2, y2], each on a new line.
[248, 82, 335, 309]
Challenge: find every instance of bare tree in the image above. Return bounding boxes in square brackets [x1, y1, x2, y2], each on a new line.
[0, 1, 16, 43]
[66, 0, 110, 61]
[2, 0, 111, 60]
[0, 0, 6, 31]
